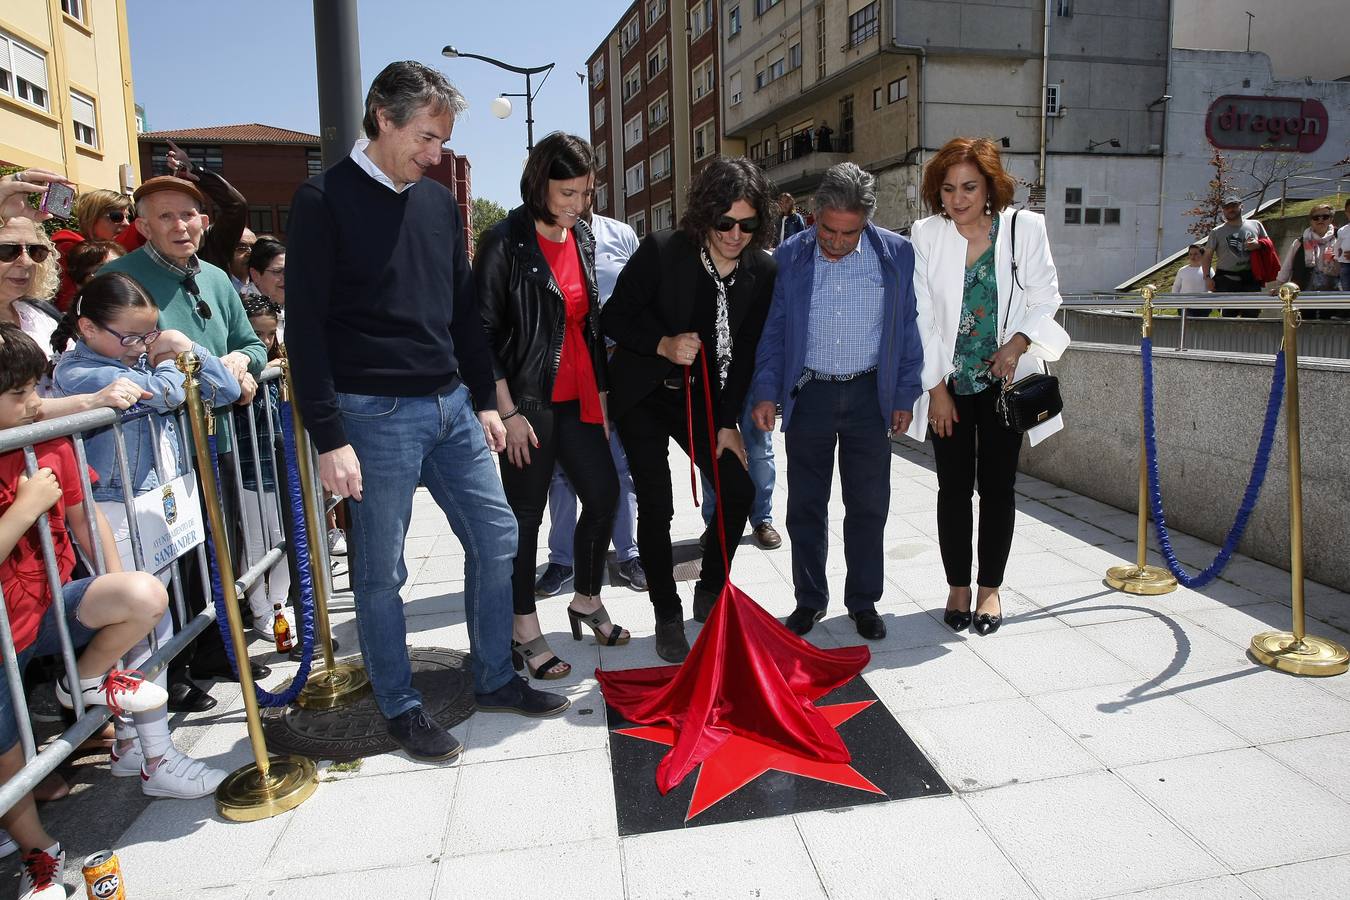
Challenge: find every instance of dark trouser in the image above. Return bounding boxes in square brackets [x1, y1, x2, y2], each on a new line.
[499, 400, 617, 615]
[933, 385, 1024, 588]
[784, 373, 892, 613]
[1214, 269, 1260, 318]
[617, 382, 753, 622]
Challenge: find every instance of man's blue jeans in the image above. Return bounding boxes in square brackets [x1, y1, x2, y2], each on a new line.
[701, 396, 775, 528]
[338, 385, 517, 718]
[547, 428, 639, 566]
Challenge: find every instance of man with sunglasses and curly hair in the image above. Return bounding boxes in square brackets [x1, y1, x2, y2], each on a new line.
[602, 156, 777, 662]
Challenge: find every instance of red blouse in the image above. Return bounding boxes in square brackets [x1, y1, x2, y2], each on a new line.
[537, 230, 602, 424]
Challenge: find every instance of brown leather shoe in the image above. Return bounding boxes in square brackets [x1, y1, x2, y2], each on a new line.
[753, 523, 782, 550]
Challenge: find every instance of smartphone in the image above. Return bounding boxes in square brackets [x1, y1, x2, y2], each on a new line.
[39, 181, 76, 219]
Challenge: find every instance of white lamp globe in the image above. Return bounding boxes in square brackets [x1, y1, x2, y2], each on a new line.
[491, 96, 513, 119]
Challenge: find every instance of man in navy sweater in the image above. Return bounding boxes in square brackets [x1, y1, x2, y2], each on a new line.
[286, 61, 568, 762]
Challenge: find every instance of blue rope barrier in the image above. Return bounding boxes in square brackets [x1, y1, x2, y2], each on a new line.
[1140, 336, 1285, 588]
[201, 398, 316, 707]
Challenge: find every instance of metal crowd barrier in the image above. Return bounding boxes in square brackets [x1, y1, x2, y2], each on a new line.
[0, 356, 352, 820]
[1061, 286, 1349, 677]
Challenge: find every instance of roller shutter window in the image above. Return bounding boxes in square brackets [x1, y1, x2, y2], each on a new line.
[10, 39, 49, 110]
[71, 90, 97, 147]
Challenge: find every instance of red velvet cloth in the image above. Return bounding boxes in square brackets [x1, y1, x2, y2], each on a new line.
[596, 349, 870, 794]
[537, 230, 602, 424]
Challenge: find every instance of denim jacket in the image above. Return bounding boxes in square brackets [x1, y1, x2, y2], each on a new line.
[51, 341, 241, 502]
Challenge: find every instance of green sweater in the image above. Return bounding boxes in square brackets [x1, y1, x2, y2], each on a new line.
[102, 248, 266, 451]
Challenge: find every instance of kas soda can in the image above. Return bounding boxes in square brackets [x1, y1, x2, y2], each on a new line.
[82, 849, 126, 899]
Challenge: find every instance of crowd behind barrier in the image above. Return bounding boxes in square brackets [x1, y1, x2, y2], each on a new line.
[0, 365, 308, 820]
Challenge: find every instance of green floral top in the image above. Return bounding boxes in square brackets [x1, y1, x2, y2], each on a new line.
[951, 217, 1000, 395]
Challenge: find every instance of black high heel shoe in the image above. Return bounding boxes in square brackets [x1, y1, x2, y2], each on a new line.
[972, 595, 1003, 635]
[943, 609, 972, 632]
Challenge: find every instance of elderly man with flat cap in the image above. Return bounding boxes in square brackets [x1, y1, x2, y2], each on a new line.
[101, 175, 268, 705]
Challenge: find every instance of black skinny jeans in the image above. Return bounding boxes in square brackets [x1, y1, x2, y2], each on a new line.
[618, 382, 753, 622]
[932, 385, 1024, 588]
[499, 400, 617, 615]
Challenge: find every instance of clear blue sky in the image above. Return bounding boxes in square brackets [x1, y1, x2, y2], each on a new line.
[127, 0, 633, 209]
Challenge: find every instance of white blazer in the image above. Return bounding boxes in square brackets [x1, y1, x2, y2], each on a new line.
[904, 209, 1071, 447]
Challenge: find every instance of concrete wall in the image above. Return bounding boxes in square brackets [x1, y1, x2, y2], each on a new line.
[1019, 343, 1350, 591]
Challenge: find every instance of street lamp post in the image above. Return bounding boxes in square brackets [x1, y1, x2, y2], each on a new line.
[441, 46, 555, 154]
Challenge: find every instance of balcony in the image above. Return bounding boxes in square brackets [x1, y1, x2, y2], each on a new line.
[754, 132, 854, 193]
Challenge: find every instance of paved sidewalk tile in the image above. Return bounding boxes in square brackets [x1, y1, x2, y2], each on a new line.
[897, 697, 1100, 791]
[1261, 732, 1350, 802]
[622, 817, 826, 900]
[257, 863, 437, 898]
[1168, 667, 1350, 744]
[1098, 875, 1261, 899]
[796, 796, 1037, 899]
[964, 628, 1141, 695]
[964, 771, 1225, 899]
[1077, 615, 1254, 682]
[865, 643, 1021, 713]
[1239, 854, 1350, 900]
[435, 839, 624, 899]
[1119, 748, 1350, 870]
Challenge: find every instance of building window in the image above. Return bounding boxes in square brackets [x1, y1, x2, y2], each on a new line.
[593, 98, 606, 128]
[596, 183, 609, 212]
[595, 141, 607, 170]
[149, 144, 223, 176]
[691, 0, 714, 38]
[788, 43, 801, 71]
[628, 210, 647, 238]
[591, 57, 605, 85]
[1084, 208, 1101, 225]
[692, 56, 715, 101]
[248, 205, 274, 234]
[623, 65, 642, 104]
[652, 200, 674, 232]
[0, 32, 50, 111]
[888, 77, 907, 103]
[755, 0, 782, 16]
[648, 93, 670, 129]
[647, 41, 668, 80]
[625, 161, 645, 195]
[728, 5, 742, 35]
[1056, 0, 1073, 16]
[1065, 187, 1082, 205]
[693, 118, 715, 161]
[1046, 84, 1062, 116]
[848, 2, 879, 47]
[647, 0, 666, 27]
[768, 56, 785, 82]
[620, 16, 640, 54]
[873, 87, 882, 110]
[624, 113, 643, 150]
[755, 70, 765, 91]
[815, 5, 827, 78]
[306, 148, 323, 177]
[650, 146, 672, 182]
[838, 94, 854, 151]
[61, 0, 86, 23]
[729, 72, 743, 106]
[1064, 208, 1082, 225]
[1104, 208, 1121, 225]
[70, 90, 97, 148]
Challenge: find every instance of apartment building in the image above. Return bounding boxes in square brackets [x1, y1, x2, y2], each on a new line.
[589, 0, 728, 237]
[1, 0, 141, 192]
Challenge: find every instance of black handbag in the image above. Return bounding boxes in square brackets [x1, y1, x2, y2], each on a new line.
[995, 211, 1062, 433]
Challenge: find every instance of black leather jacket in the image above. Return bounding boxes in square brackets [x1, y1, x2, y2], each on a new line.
[476, 206, 608, 408]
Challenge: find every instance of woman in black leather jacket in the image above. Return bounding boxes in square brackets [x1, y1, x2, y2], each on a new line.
[476, 132, 625, 680]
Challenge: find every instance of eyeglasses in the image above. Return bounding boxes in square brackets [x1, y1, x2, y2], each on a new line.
[714, 215, 760, 234]
[99, 323, 162, 348]
[1311, 214, 1332, 221]
[0, 243, 52, 264]
[235, 243, 255, 255]
[262, 266, 285, 276]
[105, 210, 129, 224]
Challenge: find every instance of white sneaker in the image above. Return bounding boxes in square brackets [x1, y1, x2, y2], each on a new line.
[109, 741, 144, 778]
[17, 843, 65, 899]
[0, 828, 17, 858]
[327, 528, 347, 556]
[141, 747, 227, 799]
[55, 670, 168, 715]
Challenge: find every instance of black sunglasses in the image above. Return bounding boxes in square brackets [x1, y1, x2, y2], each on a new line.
[714, 215, 761, 233]
[106, 210, 129, 224]
[0, 243, 52, 264]
[1311, 214, 1332, 221]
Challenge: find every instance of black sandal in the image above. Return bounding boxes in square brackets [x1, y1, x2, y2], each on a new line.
[567, 603, 630, 646]
[510, 637, 570, 680]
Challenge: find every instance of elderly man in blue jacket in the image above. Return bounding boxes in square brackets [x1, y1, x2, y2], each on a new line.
[751, 162, 923, 640]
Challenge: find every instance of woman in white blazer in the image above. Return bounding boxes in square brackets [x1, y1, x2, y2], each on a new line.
[904, 137, 1070, 636]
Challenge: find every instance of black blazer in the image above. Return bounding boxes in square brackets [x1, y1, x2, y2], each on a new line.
[602, 228, 776, 428]
[476, 206, 607, 408]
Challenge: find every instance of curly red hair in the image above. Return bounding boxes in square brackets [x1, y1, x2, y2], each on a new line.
[921, 137, 1016, 217]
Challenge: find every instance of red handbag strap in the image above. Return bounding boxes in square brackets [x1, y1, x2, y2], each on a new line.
[683, 348, 730, 573]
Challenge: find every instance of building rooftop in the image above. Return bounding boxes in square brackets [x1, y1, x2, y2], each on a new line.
[138, 124, 320, 145]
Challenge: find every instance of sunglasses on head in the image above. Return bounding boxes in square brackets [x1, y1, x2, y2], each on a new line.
[0, 243, 52, 264]
[714, 215, 761, 234]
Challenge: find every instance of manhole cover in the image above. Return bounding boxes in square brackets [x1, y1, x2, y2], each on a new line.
[261, 647, 475, 761]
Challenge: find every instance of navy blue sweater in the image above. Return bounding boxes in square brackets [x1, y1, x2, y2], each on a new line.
[285, 157, 497, 452]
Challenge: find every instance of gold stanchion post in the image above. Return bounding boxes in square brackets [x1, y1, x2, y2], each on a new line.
[1250, 284, 1348, 676]
[279, 348, 372, 709]
[176, 352, 318, 820]
[1107, 284, 1179, 595]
